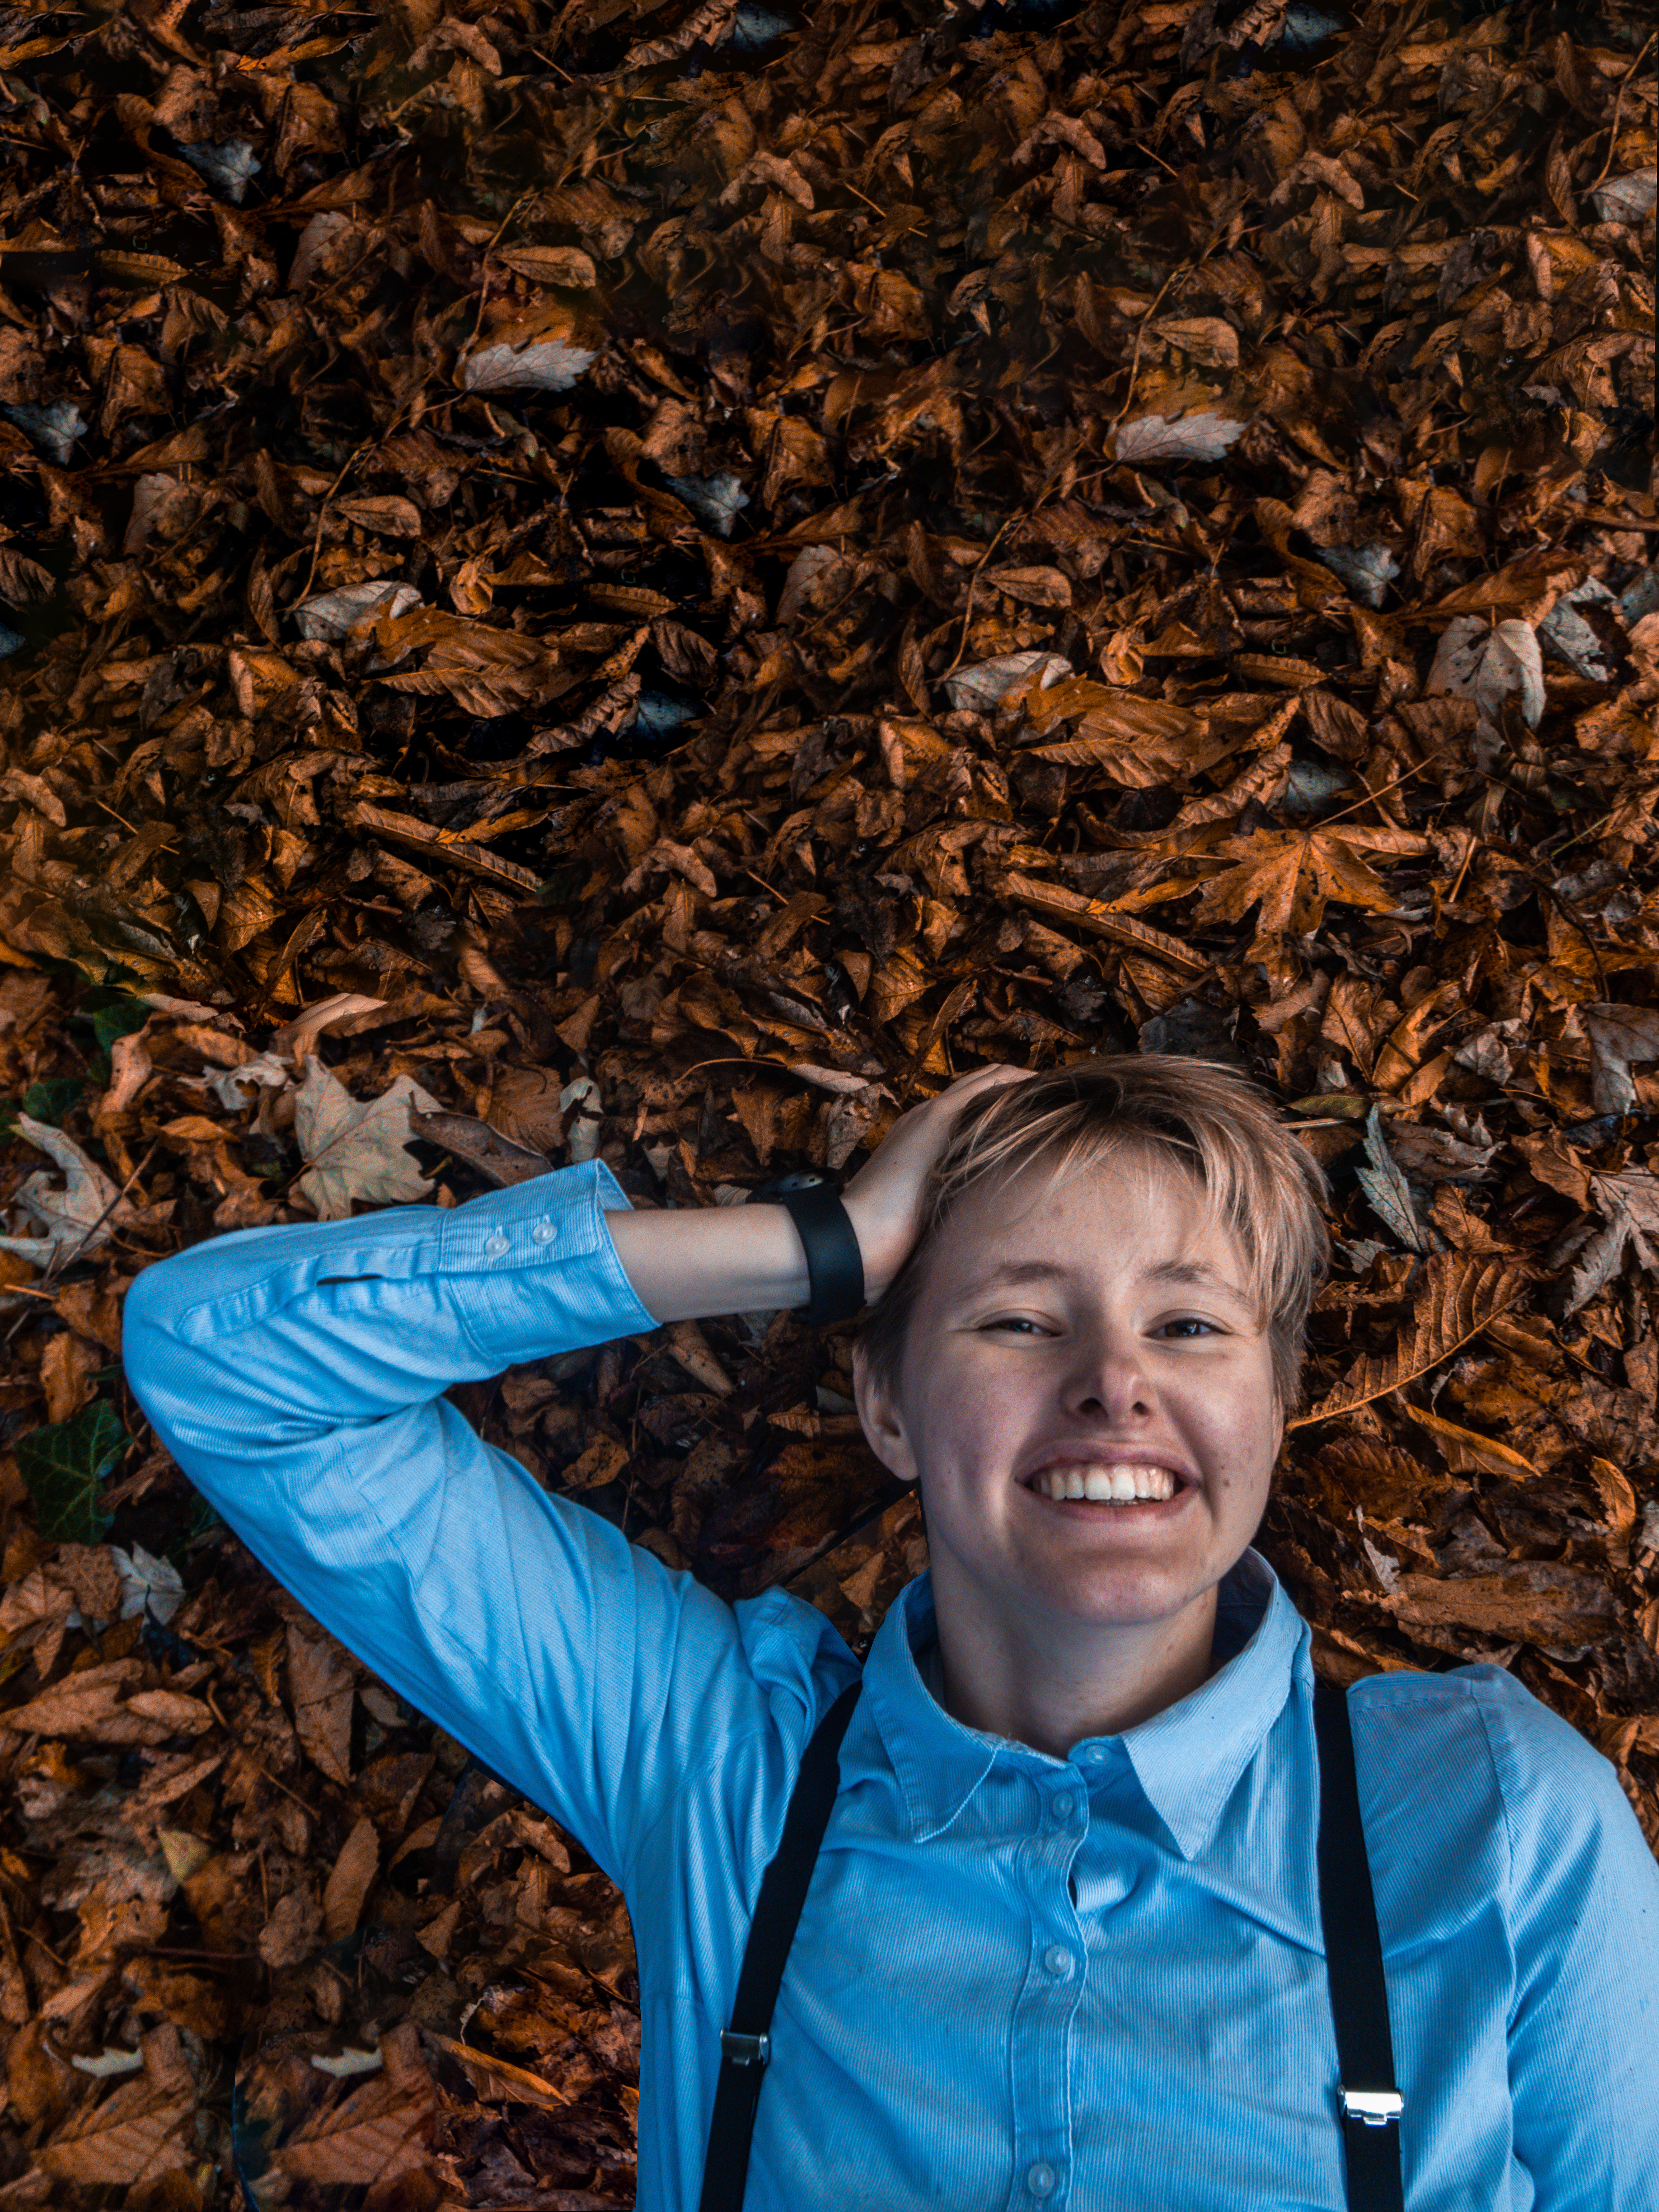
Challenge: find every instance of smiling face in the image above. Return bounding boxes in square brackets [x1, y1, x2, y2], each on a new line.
[853, 1144, 1284, 1687]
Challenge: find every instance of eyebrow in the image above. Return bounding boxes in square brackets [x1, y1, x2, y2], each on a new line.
[951, 1256, 1251, 1302]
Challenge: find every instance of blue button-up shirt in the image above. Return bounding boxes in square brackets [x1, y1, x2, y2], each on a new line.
[121, 1158, 1659, 2210]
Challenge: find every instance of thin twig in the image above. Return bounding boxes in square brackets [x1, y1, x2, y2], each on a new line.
[38, 1138, 162, 1293]
[936, 512, 1015, 684]
[1107, 264, 1184, 431]
[1314, 745, 1452, 830]
[294, 440, 373, 607]
[1584, 31, 1655, 198]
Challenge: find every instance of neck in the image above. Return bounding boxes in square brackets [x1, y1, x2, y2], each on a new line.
[928, 1575, 1223, 1758]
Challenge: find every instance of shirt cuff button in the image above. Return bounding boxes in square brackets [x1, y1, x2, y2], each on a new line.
[483, 1230, 511, 1259]
[531, 1219, 556, 1245]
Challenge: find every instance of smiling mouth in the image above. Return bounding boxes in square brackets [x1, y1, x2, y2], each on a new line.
[1021, 1463, 1185, 1504]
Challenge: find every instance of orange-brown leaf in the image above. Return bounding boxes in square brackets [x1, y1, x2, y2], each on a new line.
[1291, 1255, 1529, 1428]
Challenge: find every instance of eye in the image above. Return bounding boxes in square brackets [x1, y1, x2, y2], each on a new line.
[1156, 1317, 1221, 1340]
[984, 1317, 1044, 1336]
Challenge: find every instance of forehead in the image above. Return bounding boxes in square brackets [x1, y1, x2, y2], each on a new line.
[929, 1148, 1250, 1296]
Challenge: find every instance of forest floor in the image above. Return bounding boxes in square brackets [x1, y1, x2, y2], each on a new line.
[0, 0, 1656, 2204]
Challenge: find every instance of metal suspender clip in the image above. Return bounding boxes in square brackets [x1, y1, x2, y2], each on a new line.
[720, 2031, 770, 2067]
[1340, 2087, 1404, 2127]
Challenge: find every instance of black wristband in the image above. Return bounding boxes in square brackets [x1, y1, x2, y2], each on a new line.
[746, 1171, 866, 1325]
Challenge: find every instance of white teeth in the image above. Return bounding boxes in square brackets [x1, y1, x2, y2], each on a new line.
[1033, 1465, 1177, 1504]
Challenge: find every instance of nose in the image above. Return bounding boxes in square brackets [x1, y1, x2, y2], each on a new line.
[1069, 1330, 1156, 1421]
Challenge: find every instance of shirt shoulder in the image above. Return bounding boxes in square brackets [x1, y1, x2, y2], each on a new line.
[1351, 1660, 1613, 1783]
[1346, 1661, 1644, 1898]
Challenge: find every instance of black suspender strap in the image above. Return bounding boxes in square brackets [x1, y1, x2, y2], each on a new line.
[697, 1678, 863, 2212]
[699, 1670, 1403, 2212]
[1312, 1674, 1406, 2212]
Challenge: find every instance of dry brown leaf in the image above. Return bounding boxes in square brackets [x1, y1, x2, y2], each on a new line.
[1291, 1255, 1529, 1428]
[323, 1815, 380, 1943]
[292, 1057, 444, 1220]
[286, 1622, 356, 1784]
[273, 2022, 434, 2186]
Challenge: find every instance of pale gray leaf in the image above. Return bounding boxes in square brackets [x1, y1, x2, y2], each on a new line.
[176, 139, 262, 203]
[663, 471, 750, 535]
[1356, 1105, 1426, 1252]
[942, 650, 1071, 712]
[1584, 1003, 1659, 1117]
[293, 581, 421, 641]
[1112, 410, 1247, 466]
[1312, 542, 1400, 609]
[1425, 615, 1545, 733]
[3, 400, 87, 466]
[1589, 167, 1657, 225]
[463, 338, 597, 394]
[1538, 576, 1622, 683]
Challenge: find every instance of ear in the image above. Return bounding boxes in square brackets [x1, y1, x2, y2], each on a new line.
[850, 1340, 920, 1487]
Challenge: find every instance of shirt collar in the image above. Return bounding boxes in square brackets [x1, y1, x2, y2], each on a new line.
[859, 1549, 1309, 1858]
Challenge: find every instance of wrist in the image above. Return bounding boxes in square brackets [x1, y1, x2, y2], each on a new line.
[604, 1200, 811, 1325]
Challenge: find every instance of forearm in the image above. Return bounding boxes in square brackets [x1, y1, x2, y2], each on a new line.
[605, 1200, 811, 1323]
[122, 1160, 659, 1475]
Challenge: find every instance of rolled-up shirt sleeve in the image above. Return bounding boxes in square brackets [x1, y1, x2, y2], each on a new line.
[121, 1161, 792, 1886]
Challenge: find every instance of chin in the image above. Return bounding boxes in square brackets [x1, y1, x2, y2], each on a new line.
[1028, 1565, 1207, 1625]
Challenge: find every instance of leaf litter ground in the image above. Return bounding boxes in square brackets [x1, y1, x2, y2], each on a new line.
[0, 0, 1657, 2203]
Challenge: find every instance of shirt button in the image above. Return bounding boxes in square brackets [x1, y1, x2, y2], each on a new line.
[1050, 1790, 1075, 1821]
[530, 1218, 556, 1245]
[483, 1230, 511, 1259]
[1026, 2161, 1057, 2197]
[1080, 1744, 1108, 1764]
[1043, 1943, 1073, 1979]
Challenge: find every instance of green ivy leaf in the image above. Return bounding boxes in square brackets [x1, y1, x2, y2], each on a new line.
[14, 1401, 131, 1544]
[94, 997, 150, 1046]
[19, 1075, 84, 1126]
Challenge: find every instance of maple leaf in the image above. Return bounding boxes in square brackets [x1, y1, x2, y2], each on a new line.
[292, 1057, 443, 1220]
[1159, 825, 1413, 949]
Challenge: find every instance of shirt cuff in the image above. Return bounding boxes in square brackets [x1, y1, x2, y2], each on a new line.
[436, 1156, 662, 1368]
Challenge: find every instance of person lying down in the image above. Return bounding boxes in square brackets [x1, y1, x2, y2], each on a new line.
[124, 1053, 1659, 2211]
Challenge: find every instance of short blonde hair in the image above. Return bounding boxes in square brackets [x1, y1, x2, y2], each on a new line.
[850, 1054, 1331, 1415]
